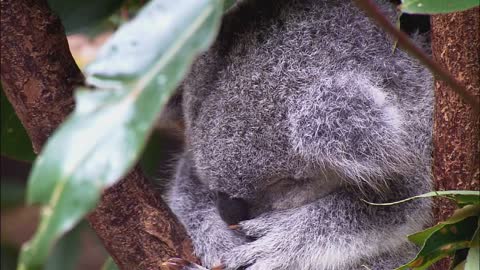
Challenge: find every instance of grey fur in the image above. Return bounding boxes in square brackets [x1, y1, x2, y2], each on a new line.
[167, 0, 433, 269]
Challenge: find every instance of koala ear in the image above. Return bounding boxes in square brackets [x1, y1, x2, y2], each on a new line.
[156, 86, 184, 136]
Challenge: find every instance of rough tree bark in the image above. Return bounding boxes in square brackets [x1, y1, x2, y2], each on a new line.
[0, 0, 196, 269]
[0, 0, 82, 152]
[431, 7, 480, 270]
[88, 169, 198, 270]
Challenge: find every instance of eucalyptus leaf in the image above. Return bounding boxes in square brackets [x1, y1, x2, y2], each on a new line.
[408, 205, 480, 246]
[400, 0, 480, 14]
[1, 85, 35, 162]
[363, 190, 480, 206]
[395, 216, 478, 270]
[18, 0, 225, 269]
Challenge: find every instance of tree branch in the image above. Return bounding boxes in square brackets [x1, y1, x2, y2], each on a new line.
[0, 0, 82, 153]
[0, 0, 196, 269]
[430, 7, 480, 270]
[88, 168, 198, 270]
[354, 0, 480, 114]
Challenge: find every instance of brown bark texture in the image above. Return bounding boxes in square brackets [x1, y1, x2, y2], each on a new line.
[431, 7, 480, 270]
[88, 169, 198, 270]
[0, 0, 82, 153]
[0, 0, 196, 269]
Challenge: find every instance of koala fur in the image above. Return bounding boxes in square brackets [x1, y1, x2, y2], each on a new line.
[167, 0, 433, 269]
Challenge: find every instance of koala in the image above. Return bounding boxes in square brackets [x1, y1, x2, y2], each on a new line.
[166, 0, 433, 269]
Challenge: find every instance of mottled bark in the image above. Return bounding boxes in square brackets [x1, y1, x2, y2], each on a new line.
[431, 7, 480, 270]
[0, 0, 82, 153]
[0, 0, 196, 269]
[88, 169, 198, 270]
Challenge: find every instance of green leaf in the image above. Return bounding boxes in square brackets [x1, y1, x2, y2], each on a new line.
[47, 0, 125, 34]
[18, 0, 225, 269]
[409, 205, 480, 246]
[363, 190, 480, 206]
[400, 0, 480, 14]
[44, 223, 82, 270]
[1, 85, 35, 162]
[395, 216, 478, 270]
[465, 221, 479, 270]
[101, 257, 119, 270]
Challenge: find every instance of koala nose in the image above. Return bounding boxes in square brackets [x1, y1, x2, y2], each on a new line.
[216, 191, 250, 225]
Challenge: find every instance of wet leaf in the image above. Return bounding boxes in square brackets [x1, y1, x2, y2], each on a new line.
[400, 0, 480, 14]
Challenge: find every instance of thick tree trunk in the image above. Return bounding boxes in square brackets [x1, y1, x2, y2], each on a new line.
[0, 0, 196, 269]
[431, 7, 480, 270]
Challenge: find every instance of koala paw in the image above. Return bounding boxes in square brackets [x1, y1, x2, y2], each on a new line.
[221, 210, 307, 270]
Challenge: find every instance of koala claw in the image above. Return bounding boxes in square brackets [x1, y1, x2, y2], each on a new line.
[161, 258, 189, 270]
[211, 264, 225, 270]
[161, 258, 226, 270]
[236, 215, 277, 238]
[161, 258, 207, 270]
[221, 212, 300, 269]
[227, 224, 240, 230]
[228, 223, 262, 241]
